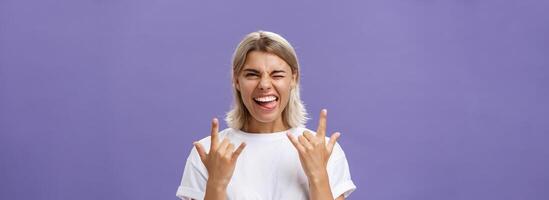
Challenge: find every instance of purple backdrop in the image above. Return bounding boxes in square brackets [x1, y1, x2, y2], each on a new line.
[1, 0, 548, 199]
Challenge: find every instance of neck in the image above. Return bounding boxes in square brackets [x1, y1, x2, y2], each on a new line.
[243, 117, 289, 133]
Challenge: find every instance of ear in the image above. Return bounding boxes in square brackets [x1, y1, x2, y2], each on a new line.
[290, 72, 297, 89]
[234, 78, 240, 91]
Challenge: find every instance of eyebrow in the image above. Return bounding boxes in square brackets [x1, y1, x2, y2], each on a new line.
[242, 69, 260, 73]
[272, 70, 287, 74]
[242, 68, 287, 74]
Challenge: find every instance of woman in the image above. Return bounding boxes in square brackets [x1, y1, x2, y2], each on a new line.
[176, 31, 356, 200]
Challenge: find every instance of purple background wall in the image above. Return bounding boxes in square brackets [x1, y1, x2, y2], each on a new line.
[1, 0, 548, 199]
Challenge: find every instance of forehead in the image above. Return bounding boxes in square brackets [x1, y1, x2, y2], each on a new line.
[242, 51, 291, 71]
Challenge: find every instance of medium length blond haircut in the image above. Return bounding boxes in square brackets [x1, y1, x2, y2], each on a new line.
[225, 31, 308, 130]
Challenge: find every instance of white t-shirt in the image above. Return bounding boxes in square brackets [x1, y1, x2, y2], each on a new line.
[176, 127, 356, 200]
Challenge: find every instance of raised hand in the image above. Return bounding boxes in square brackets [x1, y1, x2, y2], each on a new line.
[287, 109, 341, 180]
[194, 118, 246, 189]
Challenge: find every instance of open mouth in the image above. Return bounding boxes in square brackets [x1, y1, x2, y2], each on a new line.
[253, 95, 278, 110]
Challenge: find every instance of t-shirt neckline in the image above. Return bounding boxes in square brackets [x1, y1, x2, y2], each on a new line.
[232, 127, 298, 141]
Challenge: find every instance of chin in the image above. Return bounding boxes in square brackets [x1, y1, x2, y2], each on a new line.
[251, 111, 281, 123]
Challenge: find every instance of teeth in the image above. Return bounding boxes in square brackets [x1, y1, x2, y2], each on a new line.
[254, 95, 277, 102]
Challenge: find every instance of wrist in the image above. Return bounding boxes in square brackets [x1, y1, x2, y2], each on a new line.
[307, 172, 334, 200]
[307, 170, 330, 186]
[206, 179, 229, 191]
[204, 180, 228, 200]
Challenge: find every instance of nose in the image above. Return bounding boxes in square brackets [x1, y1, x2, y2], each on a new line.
[258, 76, 272, 91]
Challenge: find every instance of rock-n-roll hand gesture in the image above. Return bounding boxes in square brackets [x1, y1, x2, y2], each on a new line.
[194, 118, 246, 198]
[286, 109, 342, 200]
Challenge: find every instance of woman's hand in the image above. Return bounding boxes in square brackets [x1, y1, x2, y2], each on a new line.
[287, 109, 341, 200]
[194, 118, 246, 199]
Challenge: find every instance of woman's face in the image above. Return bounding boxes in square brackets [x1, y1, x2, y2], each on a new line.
[235, 51, 297, 126]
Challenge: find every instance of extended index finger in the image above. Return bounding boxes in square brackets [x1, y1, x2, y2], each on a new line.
[316, 109, 327, 137]
[210, 118, 219, 147]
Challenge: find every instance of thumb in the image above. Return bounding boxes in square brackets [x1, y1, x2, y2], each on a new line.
[194, 142, 208, 164]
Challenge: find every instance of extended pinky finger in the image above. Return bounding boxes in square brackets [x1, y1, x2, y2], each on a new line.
[327, 132, 341, 155]
[232, 142, 247, 160]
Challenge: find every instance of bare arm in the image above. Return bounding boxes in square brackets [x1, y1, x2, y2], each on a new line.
[307, 171, 334, 200]
[203, 180, 229, 200]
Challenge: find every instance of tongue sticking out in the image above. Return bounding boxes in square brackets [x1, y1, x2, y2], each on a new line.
[257, 100, 277, 110]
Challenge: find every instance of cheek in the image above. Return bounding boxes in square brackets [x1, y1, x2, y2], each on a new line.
[274, 82, 291, 98]
[276, 79, 292, 90]
[239, 81, 256, 99]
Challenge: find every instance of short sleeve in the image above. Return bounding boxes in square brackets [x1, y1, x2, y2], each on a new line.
[327, 142, 356, 199]
[176, 146, 208, 200]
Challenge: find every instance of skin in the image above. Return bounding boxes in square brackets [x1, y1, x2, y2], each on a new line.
[193, 51, 344, 200]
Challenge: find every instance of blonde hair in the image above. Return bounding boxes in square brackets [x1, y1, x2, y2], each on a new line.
[225, 31, 308, 130]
